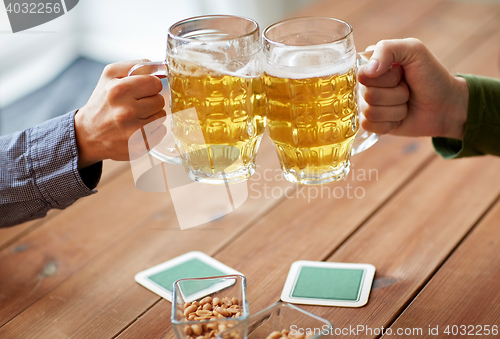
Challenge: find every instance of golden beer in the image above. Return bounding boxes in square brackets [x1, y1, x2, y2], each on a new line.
[264, 67, 359, 183]
[168, 59, 266, 177]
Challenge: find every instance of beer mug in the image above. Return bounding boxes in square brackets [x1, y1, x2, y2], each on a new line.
[129, 15, 265, 185]
[263, 17, 378, 185]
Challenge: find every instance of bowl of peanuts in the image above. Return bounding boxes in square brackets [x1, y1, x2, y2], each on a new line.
[172, 275, 249, 339]
[217, 302, 332, 339]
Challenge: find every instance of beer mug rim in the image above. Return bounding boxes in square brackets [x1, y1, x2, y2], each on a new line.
[168, 15, 260, 43]
[263, 16, 353, 46]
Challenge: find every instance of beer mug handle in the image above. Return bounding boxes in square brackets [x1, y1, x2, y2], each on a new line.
[352, 51, 380, 155]
[128, 61, 183, 165]
[128, 61, 168, 78]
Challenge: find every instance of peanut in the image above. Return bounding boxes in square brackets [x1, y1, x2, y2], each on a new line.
[195, 310, 213, 317]
[200, 296, 212, 305]
[184, 304, 198, 317]
[222, 297, 232, 306]
[267, 331, 283, 339]
[206, 322, 219, 331]
[216, 307, 229, 317]
[264, 330, 313, 339]
[182, 296, 244, 338]
[191, 324, 203, 336]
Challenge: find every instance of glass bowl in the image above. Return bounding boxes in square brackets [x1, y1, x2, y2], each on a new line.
[217, 302, 332, 339]
[172, 275, 249, 339]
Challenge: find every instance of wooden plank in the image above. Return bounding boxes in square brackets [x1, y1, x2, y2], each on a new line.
[288, 0, 374, 20]
[116, 134, 433, 339]
[0, 160, 127, 250]
[119, 151, 500, 339]
[0, 165, 168, 327]
[0, 135, 292, 338]
[387, 197, 500, 335]
[303, 155, 500, 338]
[453, 23, 500, 77]
[0, 219, 44, 249]
[347, 0, 443, 51]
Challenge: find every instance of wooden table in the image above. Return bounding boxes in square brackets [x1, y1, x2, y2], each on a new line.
[1, 0, 500, 338]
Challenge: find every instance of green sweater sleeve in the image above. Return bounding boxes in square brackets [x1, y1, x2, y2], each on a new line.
[432, 74, 500, 159]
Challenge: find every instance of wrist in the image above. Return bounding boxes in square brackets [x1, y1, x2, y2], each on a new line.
[74, 108, 103, 169]
[440, 76, 469, 140]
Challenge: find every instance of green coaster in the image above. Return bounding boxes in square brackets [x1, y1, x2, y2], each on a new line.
[135, 251, 242, 301]
[281, 261, 376, 307]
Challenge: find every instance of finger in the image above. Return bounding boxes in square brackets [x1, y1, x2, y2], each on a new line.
[142, 115, 167, 133]
[141, 109, 167, 125]
[358, 63, 403, 88]
[361, 119, 399, 135]
[102, 59, 151, 79]
[362, 103, 408, 122]
[144, 124, 167, 149]
[363, 38, 426, 78]
[360, 80, 409, 106]
[135, 94, 166, 119]
[111, 75, 163, 100]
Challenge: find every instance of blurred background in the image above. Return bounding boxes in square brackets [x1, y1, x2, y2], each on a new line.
[0, 0, 499, 136]
[0, 0, 315, 135]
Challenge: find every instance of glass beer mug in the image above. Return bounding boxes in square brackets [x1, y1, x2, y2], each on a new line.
[129, 15, 265, 185]
[263, 17, 378, 185]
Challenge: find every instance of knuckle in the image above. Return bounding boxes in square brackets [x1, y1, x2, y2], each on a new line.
[107, 82, 128, 102]
[362, 106, 377, 121]
[358, 71, 369, 85]
[406, 37, 423, 47]
[376, 39, 390, 49]
[149, 76, 163, 93]
[398, 81, 410, 101]
[405, 38, 425, 53]
[377, 123, 392, 135]
[103, 63, 118, 77]
[158, 109, 167, 118]
[116, 106, 136, 123]
[154, 94, 166, 108]
[363, 88, 378, 104]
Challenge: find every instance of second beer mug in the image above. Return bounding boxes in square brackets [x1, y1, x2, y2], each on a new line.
[263, 17, 378, 185]
[129, 15, 265, 185]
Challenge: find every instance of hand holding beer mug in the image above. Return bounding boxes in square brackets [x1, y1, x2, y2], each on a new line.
[263, 17, 378, 185]
[129, 15, 265, 185]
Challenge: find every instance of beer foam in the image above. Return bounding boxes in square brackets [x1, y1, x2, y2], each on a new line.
[168, 45, 262, 78]
[263, 47, 355, 79]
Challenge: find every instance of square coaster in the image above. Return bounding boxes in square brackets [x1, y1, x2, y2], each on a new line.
[281, 261, 376, 307]
[135, 251, 242, 301]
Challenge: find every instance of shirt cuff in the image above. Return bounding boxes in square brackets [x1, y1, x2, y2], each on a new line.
[29, 110, 101, 209]
[432, 74, 486, 159]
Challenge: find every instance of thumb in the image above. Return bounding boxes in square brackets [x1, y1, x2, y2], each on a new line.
[363, 38, 425, 78]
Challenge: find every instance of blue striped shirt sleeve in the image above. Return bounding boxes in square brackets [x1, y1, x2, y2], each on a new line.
[0, 110, 101, 227]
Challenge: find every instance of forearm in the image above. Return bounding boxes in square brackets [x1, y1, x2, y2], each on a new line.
[0, 111, 102, 227]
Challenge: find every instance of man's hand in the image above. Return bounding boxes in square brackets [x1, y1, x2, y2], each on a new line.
[358, 38, 469, 140]
[75, 60, 167, 169]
